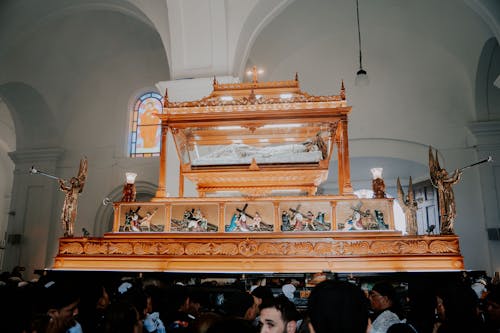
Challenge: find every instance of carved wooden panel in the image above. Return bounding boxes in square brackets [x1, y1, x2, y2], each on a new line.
[55, 233, 464, 273]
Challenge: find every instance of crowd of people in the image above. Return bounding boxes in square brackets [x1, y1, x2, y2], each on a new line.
[0, 268, 499, 333]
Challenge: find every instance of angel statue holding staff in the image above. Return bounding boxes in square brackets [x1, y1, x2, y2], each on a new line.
[429, 147, 461, 235]
[58, 157, 88, 237]
[397, 176, 418, 235]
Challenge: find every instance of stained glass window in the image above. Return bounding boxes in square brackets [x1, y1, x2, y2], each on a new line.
[130, 92, 163, 157]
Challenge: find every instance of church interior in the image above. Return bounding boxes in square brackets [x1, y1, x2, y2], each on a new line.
[0, 0, 499, 282]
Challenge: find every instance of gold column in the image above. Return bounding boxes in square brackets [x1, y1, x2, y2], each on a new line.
[179, 164, 184, 198]
[337, 118, 354, 195]
[155, 124, 168, 198]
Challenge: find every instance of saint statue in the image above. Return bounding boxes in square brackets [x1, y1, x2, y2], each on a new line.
[429, 147, 462, 234]
[59, 157, 88, 237]
[397, 176, 418, 235]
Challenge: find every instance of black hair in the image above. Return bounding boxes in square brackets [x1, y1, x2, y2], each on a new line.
[222, 291, 254, 318]
[260, 295, 301, 323]
[252, 286, 274, 304]
[308, 280, 369, 333]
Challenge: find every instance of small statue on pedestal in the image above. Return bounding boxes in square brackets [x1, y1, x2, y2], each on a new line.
[121, 172, 137, 202]
[371, 168, 386, 199]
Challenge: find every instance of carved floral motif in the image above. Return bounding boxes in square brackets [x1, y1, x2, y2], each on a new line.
[158, 243, 184, 255]
[343, 241, 371, 255]
[133, 242, 158, 255]
[429, 240, 460, 253]
[108, 242, 133, 255]
[60, 242, 84, 254]
[239, 240, 258, 257]
[399, 240, 428, 254]
[258, 242, 286, 255]
[289, 242, 314, 255]
[185, 243, 212, 255]
[370, 241, 401, 254]
[211, 243, 239, 255]
[84, 242, 108, 255]
[58, 237, 462, 259]
[165, 91, 343, 109]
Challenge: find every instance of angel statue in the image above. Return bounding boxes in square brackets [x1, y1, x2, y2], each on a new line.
[429, 147, 462, 235]
[59, 157, 88, 237]
[397, 176, 418, 235]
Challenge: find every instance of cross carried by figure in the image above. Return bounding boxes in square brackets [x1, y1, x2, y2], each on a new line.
[236, 203, 254, 219]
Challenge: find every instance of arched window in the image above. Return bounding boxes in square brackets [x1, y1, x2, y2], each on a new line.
[129, 92, 163, 157]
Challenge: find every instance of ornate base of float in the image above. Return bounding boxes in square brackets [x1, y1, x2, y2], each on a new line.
[53, 232, 464, 273]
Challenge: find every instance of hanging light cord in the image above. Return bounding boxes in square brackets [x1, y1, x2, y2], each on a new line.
[356, 0, 364, 70]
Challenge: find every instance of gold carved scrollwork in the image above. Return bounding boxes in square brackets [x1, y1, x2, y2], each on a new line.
[133, 242, 158, 255]
[165, 87, 343, 110]
[312, 242, 335, 255]
[211, 243, 239, 255]
[370, 241, 401, 254]
[185, 243, 212, 255]
[289, 242, 314, 255]
[60, 242, 84, 254]
[239, 240, 258, 257]
[343, 241, 370, 255]
[158, 243, 184, 255]
[329, 122, 339, 135]
[429, 240, 459, 254]
[84, 242, 108, 255]
[399, 241, 429, 254]
[258, 242, 287, 255]
[108, 242, 134, 255]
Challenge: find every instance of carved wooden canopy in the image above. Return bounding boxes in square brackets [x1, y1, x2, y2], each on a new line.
[156, 76, 353, 197]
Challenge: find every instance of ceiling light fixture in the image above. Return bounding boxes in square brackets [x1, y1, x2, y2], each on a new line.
[355, 0, 369, 86]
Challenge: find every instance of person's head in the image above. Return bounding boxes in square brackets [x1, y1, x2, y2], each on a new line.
[308, 280, 369, 333]
[259, 295, 300, 333]
[186, 290, 205, 317]
[369, 282, 397, 312]
[44, 283, 81, 332]
[223, 291, 258, 321]
[252, 286, 274, 308]
[103, 301, 142, 333]
[435, 281, 481, 330]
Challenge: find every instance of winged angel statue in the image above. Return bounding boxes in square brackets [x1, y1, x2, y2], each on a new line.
[397, 177, 418, 235]
[59, 157, 88, 237]
[429, 147, 461, 234]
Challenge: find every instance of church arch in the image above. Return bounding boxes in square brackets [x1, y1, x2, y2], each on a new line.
[475, 37, 500, 121]
[93, 180, 157, 236]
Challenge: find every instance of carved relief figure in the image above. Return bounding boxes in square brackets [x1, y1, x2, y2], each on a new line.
[429, 147, 462, 234]
[281, 210, 291, 231]
[139, 208, 158, 231]
[59, 157, 88, 237]
[397, 177, 418, 235]
[340, 202, 388, 231]
[171, 208, 216, 232]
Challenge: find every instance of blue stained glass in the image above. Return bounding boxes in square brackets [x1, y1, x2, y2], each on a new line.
[130, 92, 163, 157]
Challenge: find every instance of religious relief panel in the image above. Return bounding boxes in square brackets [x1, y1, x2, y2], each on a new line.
[279, 202, 331, 231]
[170, 203, 219, 232]
[335, 199, 394, 231]
[224, 202, 274, 232]
[117, 204, 166, 232]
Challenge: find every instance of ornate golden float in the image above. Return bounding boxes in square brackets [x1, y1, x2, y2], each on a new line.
[53, 74, 463, 273]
